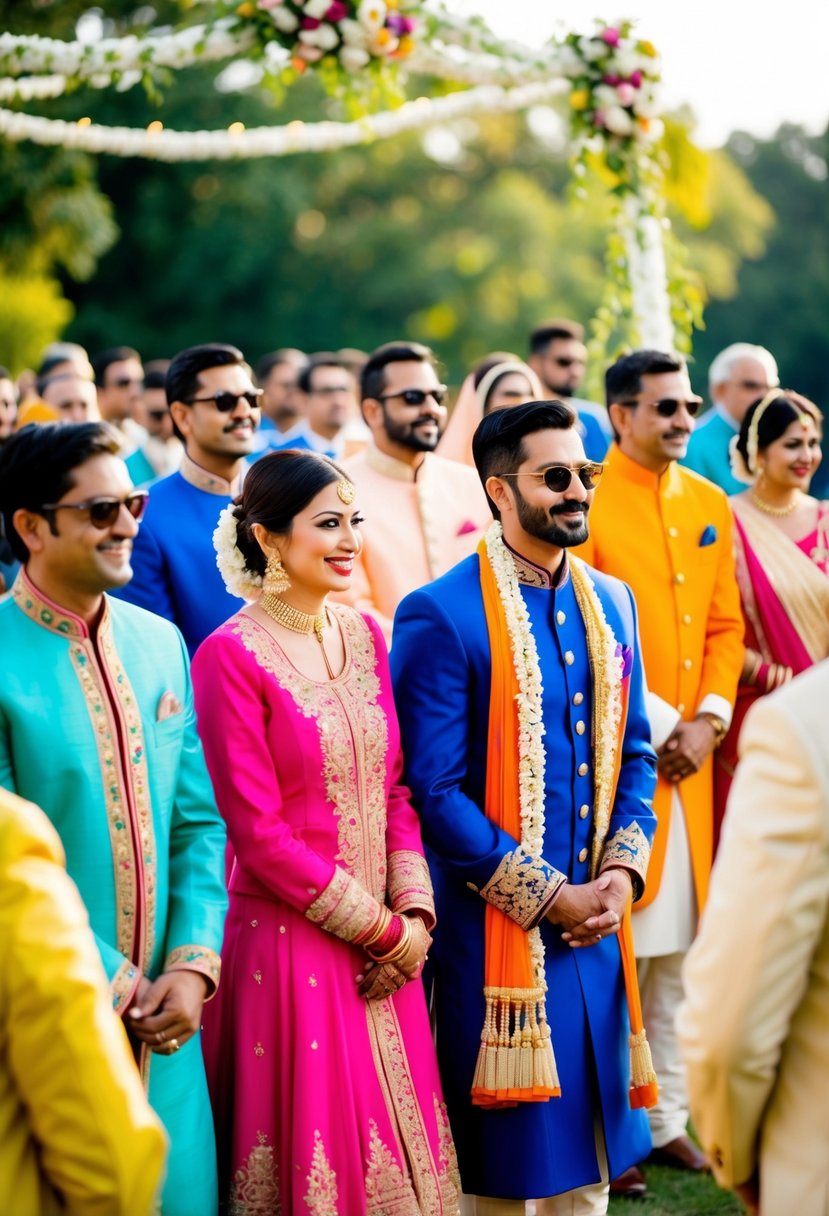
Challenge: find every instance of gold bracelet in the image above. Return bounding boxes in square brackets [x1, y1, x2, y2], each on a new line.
[370, 915, 412, 965]
[361, 906, 392, 950]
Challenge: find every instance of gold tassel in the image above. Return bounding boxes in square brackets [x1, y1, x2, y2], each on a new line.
[629, 1028, 659, 1109]
[472, 988, 562, 1104]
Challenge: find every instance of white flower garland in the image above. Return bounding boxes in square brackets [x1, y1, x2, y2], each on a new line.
[213, 502, 263, 600]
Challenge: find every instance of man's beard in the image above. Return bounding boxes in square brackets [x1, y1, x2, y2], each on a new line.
[545, 383, 573, 399]
[382, 408, 440, 453]
[514, 484, 589, 548]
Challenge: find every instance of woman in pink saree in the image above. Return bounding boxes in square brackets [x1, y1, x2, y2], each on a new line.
[191, 450, 459, 1215]
[714, 390, 829, 845]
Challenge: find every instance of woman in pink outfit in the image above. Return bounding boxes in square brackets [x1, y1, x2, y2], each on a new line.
[192, 450, 459, 1215]
[714, 390, 829, 847]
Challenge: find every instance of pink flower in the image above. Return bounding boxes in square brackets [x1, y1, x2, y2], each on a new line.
[325, 0, 348, 19]
[602, 73, 620, 86]
[616, 82, 636, 106]
[387, 13, 415, 34]
[301, 15, 321, 28]
[629, 70, 643, 87]
[295, 42, 324, 60]
[601, 27, 620, 46]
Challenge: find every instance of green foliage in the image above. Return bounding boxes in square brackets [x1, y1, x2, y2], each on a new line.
[609, 1164, 743, 1214]
[0, 271, 73, 374]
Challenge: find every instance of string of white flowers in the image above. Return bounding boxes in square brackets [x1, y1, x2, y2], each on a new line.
[214, 503, 262, 600]
[0, 74, 69, 101]
[483, 520, 549, 990]
[0, 78, 565, 160]
[622, 195, 674, 350]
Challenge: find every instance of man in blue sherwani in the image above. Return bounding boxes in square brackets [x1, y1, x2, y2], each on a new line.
[392, 401, 657, 1214]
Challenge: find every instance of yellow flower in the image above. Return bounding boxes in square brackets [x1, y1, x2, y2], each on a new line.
[396, 34, 415, 57]
[570, 89, 590, 111]
[387, 0, 399, 7]
[638, 40, 658, 57]
[236, 1, 255, 14]
[374, 26, 392, 46]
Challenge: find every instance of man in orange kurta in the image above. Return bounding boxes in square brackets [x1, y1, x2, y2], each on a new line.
[575, 349, 744, 1193]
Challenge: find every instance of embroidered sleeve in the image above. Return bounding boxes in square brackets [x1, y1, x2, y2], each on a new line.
[600, 821, 651, 899]
[111, 959, 141, 1016]
[479, 849, 567, 930]
[387, 849, 436, 930]
[306, 867, 383, 944]
[163, 944, 222, 998]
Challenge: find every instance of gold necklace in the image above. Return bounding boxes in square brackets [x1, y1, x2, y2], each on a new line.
[750, 491, 798, 518]
[260, 593, 334, 679]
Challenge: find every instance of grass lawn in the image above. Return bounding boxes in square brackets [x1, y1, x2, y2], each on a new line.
[609, 1164, 745, 1214]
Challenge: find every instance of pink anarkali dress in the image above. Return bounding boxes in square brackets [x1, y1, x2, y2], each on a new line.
[191, 604, 459, 1216]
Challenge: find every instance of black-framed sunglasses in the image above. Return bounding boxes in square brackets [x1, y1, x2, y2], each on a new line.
[39, 490, 149, 530]
[620, 396, 702, 418]
[186, 389, 263, 413]
[377, 387, 448, 408]
[551, 356, 584, 369]
[497, 462, 605, 493]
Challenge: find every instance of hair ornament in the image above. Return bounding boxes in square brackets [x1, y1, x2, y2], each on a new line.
[213, 503, 262, 600]
[337, 479, 356, 505]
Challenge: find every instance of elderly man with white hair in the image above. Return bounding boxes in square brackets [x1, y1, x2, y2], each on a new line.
[682, 343, 778, 494]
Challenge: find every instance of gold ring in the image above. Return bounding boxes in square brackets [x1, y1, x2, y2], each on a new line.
[168, 1037, 181, 1053]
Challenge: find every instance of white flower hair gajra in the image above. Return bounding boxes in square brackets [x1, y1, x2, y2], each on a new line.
[213, 503, 263, 600]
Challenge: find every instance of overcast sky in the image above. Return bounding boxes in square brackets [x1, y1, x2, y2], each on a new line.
[463, 0, 829, 147]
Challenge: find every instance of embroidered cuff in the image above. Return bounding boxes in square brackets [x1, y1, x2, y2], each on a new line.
[111, 959, 141, 1016]
[599, 821, 652, 899]
[164, 944, 222, 998]
[387, 849, 436, 931]
[306, 867, 382, 944]
[479, 849, 567, 930]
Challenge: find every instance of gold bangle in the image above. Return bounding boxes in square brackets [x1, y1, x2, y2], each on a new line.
[361, 906, 392, 950]
[370, 915, 412, 965]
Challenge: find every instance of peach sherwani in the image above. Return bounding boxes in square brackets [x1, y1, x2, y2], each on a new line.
[340, 445, 491, 643]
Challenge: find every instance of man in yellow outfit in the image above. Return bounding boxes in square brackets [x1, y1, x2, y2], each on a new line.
[0, 786, 166, 1214]
[575, 349, 744, 1196]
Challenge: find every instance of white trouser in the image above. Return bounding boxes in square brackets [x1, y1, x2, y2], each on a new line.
[460, 1120, 609, 1216]
[636, 951, 689, 1148]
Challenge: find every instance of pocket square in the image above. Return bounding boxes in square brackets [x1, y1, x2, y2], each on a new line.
[156, 691, 183, 721]
[698, 525, 717, 547]
[457, 520, 479, 536]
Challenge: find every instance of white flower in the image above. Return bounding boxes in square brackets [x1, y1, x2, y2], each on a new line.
[299, 21, 339, 51]
[593, 83, 619, 111]
[303, 0, 331, 16]
[213, 504, 262, 600]
[357, 0, 386, 34]
[339, 44, 370, 70]
[339, 18, 369, 46]
[271, 6, 300, 32]
[603, 105, 634, 136]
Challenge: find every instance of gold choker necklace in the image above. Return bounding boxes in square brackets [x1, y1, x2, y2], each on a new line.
[751, 491, 798, 518]
[260, 593, 329, 643]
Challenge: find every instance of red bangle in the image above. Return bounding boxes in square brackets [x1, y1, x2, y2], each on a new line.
[368, 915, 404, 960]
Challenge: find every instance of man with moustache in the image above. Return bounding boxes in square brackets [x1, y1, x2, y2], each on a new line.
[392, 401, 658, 1214]
[575, 350, 744, 1196]
[339, 340, 491, 642]
[0, 421, 227, 1216]
[115, 343, 262, 654]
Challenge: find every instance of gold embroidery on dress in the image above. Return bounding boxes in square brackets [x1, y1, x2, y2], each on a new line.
[365, 1119, 419, 1214]
[433, 1096, 461, 1210]
[366, 1000, 445, 1216]
[304, 1130, 339, 1215]
[232, 607, 389, 899]
[479, 850, 566, 930]
[111, 959, 139, 1013]
[164, 943, 222, 989]
[600, 821, 651, 887]
[387, 850, 436, 927]
[228, 1130, 280, 1216]
[306, 867, 380, 943]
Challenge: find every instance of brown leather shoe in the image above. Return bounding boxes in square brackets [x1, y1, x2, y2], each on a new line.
[648, 1134, 710, 1171]
[609, 1165, 647, 1198]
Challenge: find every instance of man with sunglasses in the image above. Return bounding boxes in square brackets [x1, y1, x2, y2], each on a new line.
[681, 342, 779, 495]
[92, 345, 147, 458]
[338, 339, 490, 642]
[0, 421, 227, 1216]
[529, 319, 612, 461]
[392, 400, 657, 1214]
[575, 349, 744, 1197]
[115, 342, 260, 655]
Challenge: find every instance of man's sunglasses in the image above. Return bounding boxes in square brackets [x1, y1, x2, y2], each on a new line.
[39, 491, 149, 530]
[551, 356, 584, 369]
[377, 387, 448, 408]
[497, 462, 605, 493]
[186, 389, 263, 412]
[619, 397, 702, 418]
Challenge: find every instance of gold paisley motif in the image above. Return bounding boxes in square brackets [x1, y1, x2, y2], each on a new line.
[304, 1130, 338, 1215]
[365, 1119, 419, 1214]
[228, 1130, 280, 1216]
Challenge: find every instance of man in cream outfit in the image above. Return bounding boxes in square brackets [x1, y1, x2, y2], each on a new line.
[679, 659, 829, 1216]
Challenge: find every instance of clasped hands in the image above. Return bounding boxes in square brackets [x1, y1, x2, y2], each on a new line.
[548, 868, 632, 948]
[128, 970, 210, 1054]
[657, 716, 719, 784]
[357, 914, 432, 1001]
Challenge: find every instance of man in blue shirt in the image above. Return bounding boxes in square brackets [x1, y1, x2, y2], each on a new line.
[114, 342, 261, 654]
[528, 318, 612, 461]
[682, 343, 778, 495]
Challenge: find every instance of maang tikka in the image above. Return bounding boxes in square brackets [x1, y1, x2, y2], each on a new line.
[263, 551, 290, 594]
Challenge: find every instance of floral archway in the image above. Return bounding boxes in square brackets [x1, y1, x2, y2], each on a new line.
[0, 3, 694, 358]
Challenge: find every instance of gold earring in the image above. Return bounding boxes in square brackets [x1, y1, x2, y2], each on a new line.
[263, 551, 290, 594]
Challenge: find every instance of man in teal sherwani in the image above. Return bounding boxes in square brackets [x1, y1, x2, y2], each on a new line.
[0, 421, 227, 1215]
